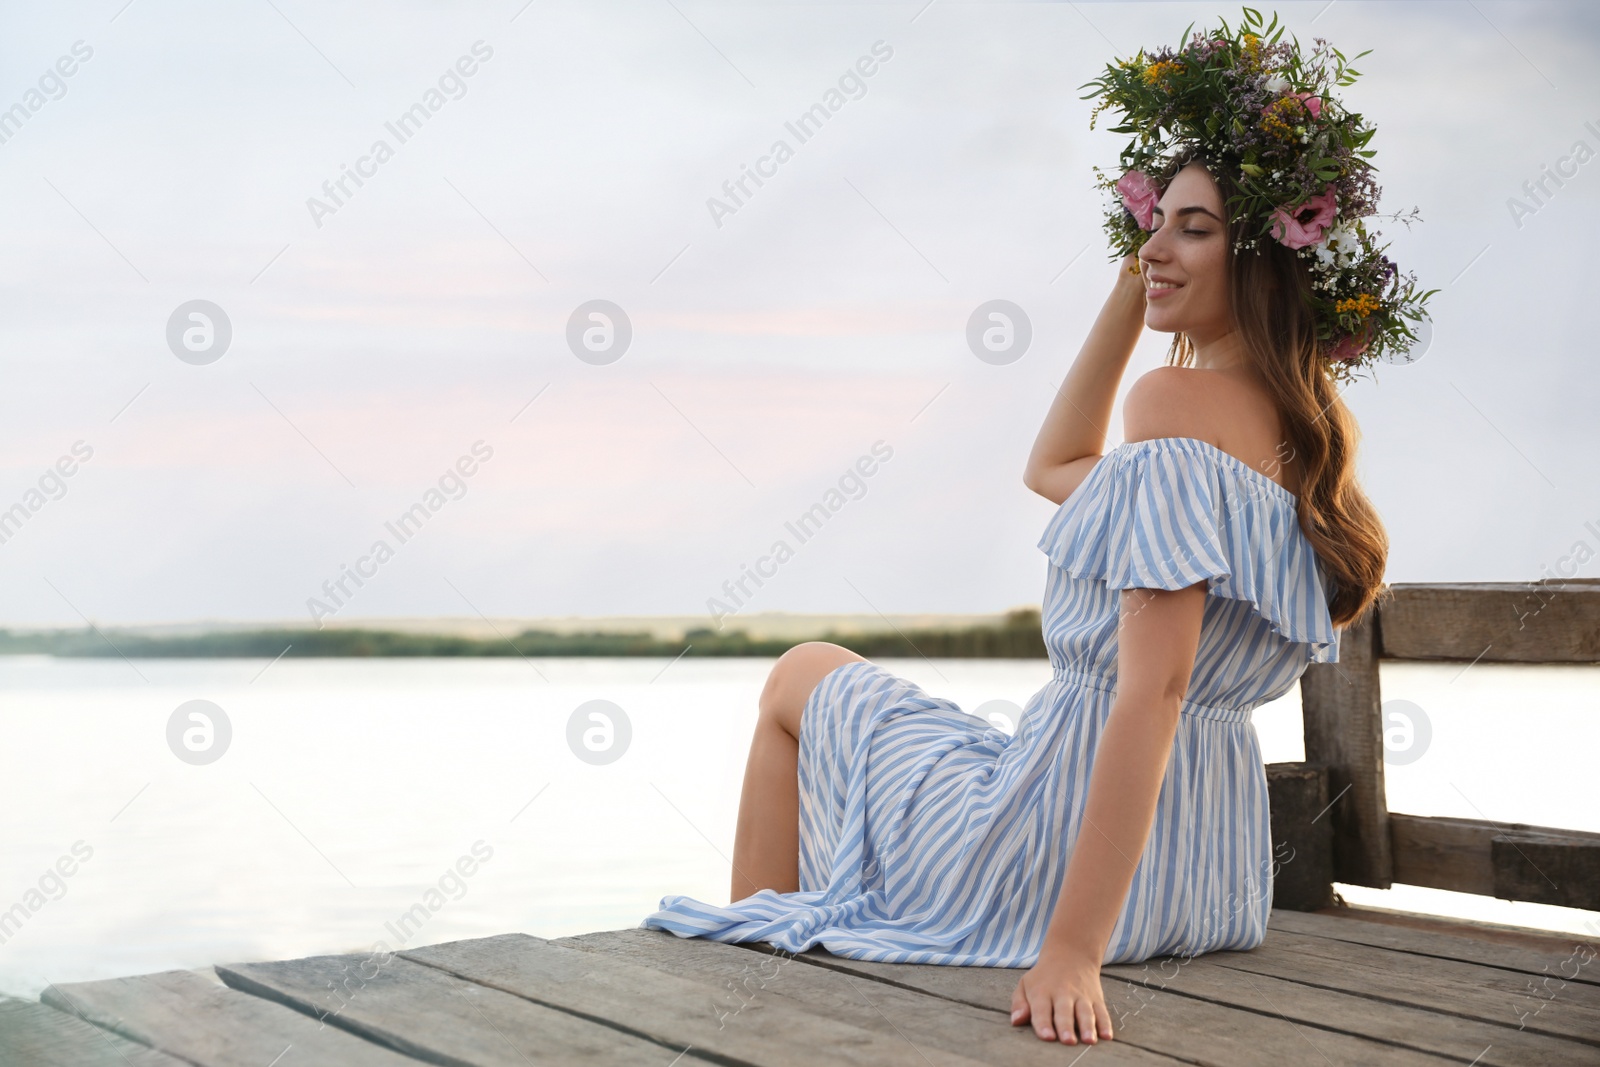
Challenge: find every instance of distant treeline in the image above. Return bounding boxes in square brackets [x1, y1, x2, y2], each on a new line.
[0, 609, 1047, 660]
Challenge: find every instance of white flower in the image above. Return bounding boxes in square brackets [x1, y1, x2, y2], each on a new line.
[1263, 74, 1290, 94]
[1315, 222, 1361, 269]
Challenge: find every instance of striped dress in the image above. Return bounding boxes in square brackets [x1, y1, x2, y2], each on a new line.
[641, 436, 1340, 966]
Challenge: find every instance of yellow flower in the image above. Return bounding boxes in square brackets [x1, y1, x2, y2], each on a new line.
[1143, 60, 1184, 88]
[1240, 33, 1262, 69]
[1335, 294, 1381, 319]
[1260, 97, 1302, 141]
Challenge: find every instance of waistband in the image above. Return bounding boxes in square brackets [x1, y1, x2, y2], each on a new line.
[1051, 665, 1255, 724]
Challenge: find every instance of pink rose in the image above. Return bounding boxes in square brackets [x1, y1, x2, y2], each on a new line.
[1270, 185, 1338, 249]
[1294, 92, 1322, 118]
[1329, 332, 1366, 363]
[1329, 319, 1374, 363]
[1115, 169, 1160, 231]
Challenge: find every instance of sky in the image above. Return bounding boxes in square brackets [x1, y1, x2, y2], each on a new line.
[0, 0, 1597, 630]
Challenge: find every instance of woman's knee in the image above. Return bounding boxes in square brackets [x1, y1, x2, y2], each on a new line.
[760, 642, 866, 736]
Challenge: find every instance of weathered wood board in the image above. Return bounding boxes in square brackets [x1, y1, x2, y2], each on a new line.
[1298, 609, 1393, 890]
[1208, 927, 1600, 1047]
[6, 907, 1595, 1066]
[401, 932, 999, 1067]
[554, 928, 1184, 1065]
[40, 968, 423, 1067]
[1268, 905, 1600, 987]
[1380, 581, 1600, 663]
[0, 997, 190, 1067]
[1390, 813, 1600, 910]
[220, 949, 724, 1065]
[729, 934, 1471, 1066]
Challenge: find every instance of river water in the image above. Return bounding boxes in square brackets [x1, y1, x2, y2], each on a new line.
[1, 655, 1595, 996]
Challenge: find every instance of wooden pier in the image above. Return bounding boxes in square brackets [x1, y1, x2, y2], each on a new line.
[4, 580, 1598, 1063]
[3, 904, 1597, 1065]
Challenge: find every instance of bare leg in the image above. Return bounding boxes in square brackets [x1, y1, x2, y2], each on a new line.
[729, 642, 866, 902]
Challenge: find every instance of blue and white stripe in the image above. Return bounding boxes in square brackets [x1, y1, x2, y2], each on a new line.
[641, 435, 1340, 966]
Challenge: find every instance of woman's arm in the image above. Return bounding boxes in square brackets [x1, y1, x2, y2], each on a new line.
[1010, 580, 1206, 1045]
[1022, 254, 1147, 505]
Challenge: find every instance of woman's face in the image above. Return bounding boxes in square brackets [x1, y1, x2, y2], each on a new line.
[1137, 162, 1233, 341]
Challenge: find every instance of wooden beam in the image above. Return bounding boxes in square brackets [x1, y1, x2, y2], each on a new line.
[1379, 581, 1600, 663]
[1264, 763, 1334, 910]
[1298, 609, 1393, 888]
[1390, 813, 1600, 910]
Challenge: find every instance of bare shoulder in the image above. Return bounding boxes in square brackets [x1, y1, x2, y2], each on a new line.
[1122, 366, 1220, 442]
[1122, 365, 1296, 491]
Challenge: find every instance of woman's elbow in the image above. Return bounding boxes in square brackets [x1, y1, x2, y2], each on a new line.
[1022, 463, 1051, 502]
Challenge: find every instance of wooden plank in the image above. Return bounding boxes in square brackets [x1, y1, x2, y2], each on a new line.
[1268, 908, 1600, 988]
[1263, 762, 1334, 909]
[1303, 900, 1600, 947]
[1379, 581, 1600, 663]
[1493, 833, 1600, 910]
[724, 936, 1463, 1066]
[553, 928, 1185, 1065]
[1095, 945, 1597, 1067]
[1206, 927, 1600, 1047]
[40, 968, 423, 1067]
[219, 949, 721, 1066]
[575, 925, 1595, 1063]
[401, 932, 996, 1067]
[1391, 812, 1600, 908]
[0, 997, 190, 1067]
[1298, 608, 1393, 887]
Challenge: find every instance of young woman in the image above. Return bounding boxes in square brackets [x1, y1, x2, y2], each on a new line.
[643, 15, 1421, 1048]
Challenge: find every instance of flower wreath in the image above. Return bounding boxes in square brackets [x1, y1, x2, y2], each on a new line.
[1078, 6, 1437, 379]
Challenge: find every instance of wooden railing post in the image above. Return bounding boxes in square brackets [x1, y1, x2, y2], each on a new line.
[1298, 609, 1393, 889]
[1264, 763, 1335, 910]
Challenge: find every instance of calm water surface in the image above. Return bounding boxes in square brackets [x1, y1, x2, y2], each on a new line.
[1, 655, 1595, 996]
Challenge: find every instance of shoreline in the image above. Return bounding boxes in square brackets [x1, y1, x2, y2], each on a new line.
[0, 608, 1048, 659]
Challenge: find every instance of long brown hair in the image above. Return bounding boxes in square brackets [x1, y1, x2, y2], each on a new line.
[1161, 147, 1387, 627]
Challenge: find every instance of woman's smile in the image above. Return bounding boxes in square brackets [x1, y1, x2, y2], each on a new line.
[1146, 275, 1184, 299]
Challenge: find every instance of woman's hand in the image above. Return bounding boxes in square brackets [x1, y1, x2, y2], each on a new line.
[1114, 251, 1146, 301]
[1010, 944, 1115, 1044]
[1022, 247, 1145, 498]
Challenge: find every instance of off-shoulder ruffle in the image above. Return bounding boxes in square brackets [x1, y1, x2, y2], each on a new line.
[1037, 436, 1339, 663]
